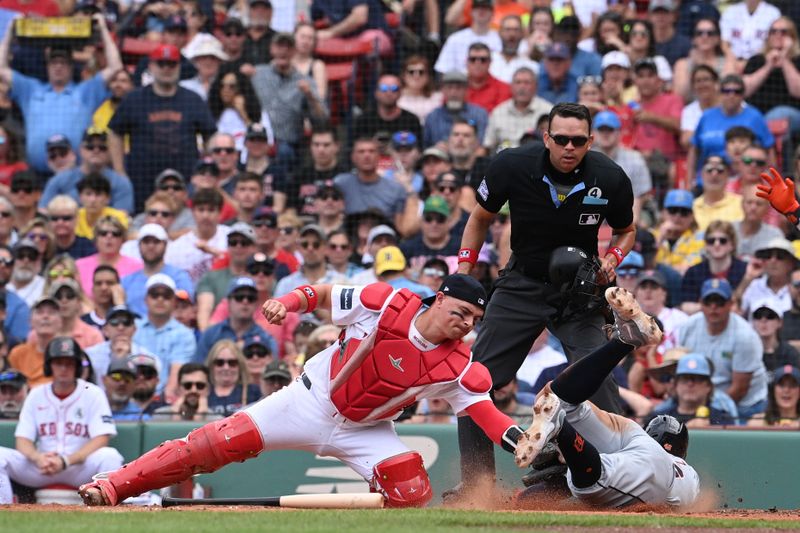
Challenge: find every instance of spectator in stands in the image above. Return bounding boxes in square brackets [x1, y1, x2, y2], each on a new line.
[240, 123, 279, 185]
[45, 279, 103, 349]
[76, 216, 142, 295]
[649, 352, 736, 427]
[134, 274, 196, 402]
[204, 339, 261, 415]
[127, 354, 166, 416]
[122, 224, 194, 318]
[576, 75, 604, 116]
[122, 193, 178, 259]
[351, 223, 396, 282]
[728, 145, 777, 199]
[0, 124, 26, 193]
[552, 15, 602, 79]
[334, 138, 413, 232]
[780, 268, 800, 348]
[680, 220, 747, 314]
[673, 17, 737, 103]
[19, 218, 54, 266]
[47, 196, 96, 260]
[252, 33, 327, 175]
[42, 128, 133, 215]
[418, 257, 449, 294]
[692, 156, 744, 231]
[260, 359, 291, 398]
[735, 184, 784, 260]
[74, 174, 126, 241]
[311, 0, 392, 55]
[353, 73, 422, 147]
[418, 147, 452, 200]
[251, 207, 295, 277]
[630, 58, 682, 162]
[42, 135, 76, 177]
[743, 16, 800, 170]
[242, 339, 273, 387]
[751, 300, 800, 376]
[400, 196, 460, 275]
[423, 71, 488, 147]
[488, 14, 537, 85]
[650, 0, 692, 66]
[92, 69, 134, 135]
[435, 0, 500, 74]
[635, 269, 688, 350]
[538, 42, 578, 104]
[526, 7, 554, 62]
[383, 132, 423, 195]
[721, 0, 780, 61]
[207, 133, 241, 197]
[86, 304, 151, 379]
[0, 369, 26, 420]
[626, 19, 673, 83]
[153, 363, 218, 421]
[0, 15, 121, 175]
[484, 67, 552, 153]
[615, 252, 645, 293]
[9, 170, 43, 234]
[325, 229, 362, 281]
[134, 15, 197, 85]
[228, 173, 264, 225]
[0, 197, 15, 247]
[464, 42, 510, 114]
[7, 297, 61, 387]
[747, 364, 800, 428]
[689, 74, 775, 182]
[208, 70, 268, 157]
[82, 264, 122, 329]
[243, 0, 276, 67]
[6, 239, 44, 307]
[292, 22, 326, 100]
[165, 189, 230, 284]
[220, 18, 249, 73]
[108, 43, 217, 212]
[591, 111, 653, 226]
[738, 237, 797, 319]
[172, 290, 198, 336]
[189, 158, 238, 223]
[724, 126, 757, 182]
[374, 246, 433, 299]
[181, 36, 229, 101]
[103, 357, 142, 420]
[655, 189, 704, 274]
[677, 278, 768, 420]
[0, 252, 30, 341]
[145, 170, 193, 238]
[286, 126, 345, 217]
[447, 119, 487, 198]
[679, 65, 720, 150]
[434, 171, 471, 240]
[398, 55, 442, 125]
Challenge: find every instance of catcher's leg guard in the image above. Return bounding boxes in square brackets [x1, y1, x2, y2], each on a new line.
[79, 412, 263, 506]
[371, 451, 433, 508]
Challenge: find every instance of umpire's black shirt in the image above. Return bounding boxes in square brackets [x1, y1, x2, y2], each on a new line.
[476, 143, 634, 278]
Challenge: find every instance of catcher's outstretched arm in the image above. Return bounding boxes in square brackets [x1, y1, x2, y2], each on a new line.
[262, 284, 333, 324]
[464, 400, 524, 453]
[757, 167, 800, 226]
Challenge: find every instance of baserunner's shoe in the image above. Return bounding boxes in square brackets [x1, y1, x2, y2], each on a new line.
[515, 390, 565, 468]
[604, 286, 663, 347]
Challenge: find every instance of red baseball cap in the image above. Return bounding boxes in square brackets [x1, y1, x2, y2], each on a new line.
[150, 44, 180, 62]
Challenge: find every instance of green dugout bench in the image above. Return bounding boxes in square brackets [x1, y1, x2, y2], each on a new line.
[1, 421, 797, 509]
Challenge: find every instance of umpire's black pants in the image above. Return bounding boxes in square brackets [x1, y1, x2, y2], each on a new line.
[458, 267, 621, 484]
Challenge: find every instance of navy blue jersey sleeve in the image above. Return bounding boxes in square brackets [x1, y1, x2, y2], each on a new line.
[604, 166, 634, 229]
[474, 151, 513, 214]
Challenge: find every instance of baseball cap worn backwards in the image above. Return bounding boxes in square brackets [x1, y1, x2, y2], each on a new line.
[422, 274, 488, 311]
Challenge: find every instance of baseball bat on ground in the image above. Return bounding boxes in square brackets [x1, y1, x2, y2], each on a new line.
[161, 493, 386, 509]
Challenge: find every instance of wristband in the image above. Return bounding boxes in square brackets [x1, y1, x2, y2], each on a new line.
[60, 455, 69, 470]
[275, 291, 303, 313]
[297, 285, 319, 313]
[458, 248, 479, 265]
[605, 246, 625, 267]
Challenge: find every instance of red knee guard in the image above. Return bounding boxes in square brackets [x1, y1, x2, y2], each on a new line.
[102, 412, 264, 504]
[371, 451, 432, 508]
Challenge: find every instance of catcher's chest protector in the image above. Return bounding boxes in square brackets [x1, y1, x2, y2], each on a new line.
[329, 289, 471, 422]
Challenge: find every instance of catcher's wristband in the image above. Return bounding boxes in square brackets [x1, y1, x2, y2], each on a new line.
[501, 425, 524, 453]
[605, 246, 625, 267]
[275, 291, 303, 313]
[297, 285, 319, 313]
[458, 247, 479, 266]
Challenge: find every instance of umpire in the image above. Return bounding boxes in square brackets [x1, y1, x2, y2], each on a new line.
[452, 103, 636, 494]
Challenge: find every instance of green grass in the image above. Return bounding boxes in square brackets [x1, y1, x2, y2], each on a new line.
[2, 509, 800, 532]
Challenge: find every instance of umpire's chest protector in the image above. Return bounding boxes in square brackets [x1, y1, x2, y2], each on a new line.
[328, 289, 471, 423]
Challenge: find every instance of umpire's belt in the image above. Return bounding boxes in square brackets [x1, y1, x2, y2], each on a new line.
[508, 255, 549, 282]
[301, 372, 312, 390]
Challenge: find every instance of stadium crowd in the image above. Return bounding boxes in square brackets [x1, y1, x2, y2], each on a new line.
[0, 0, 799, 459]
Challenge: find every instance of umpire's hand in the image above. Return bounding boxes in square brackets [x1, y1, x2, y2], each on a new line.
[262, 299, 287, 325]
[599, 256, 617, 283]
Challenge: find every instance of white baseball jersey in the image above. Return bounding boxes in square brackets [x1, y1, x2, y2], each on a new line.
[720, 1, 780, 60]
[14, 379, 117, 455]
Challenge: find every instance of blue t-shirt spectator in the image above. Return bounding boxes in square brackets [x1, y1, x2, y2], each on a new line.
[39, 167, 134, 213]
[423, 104, 488, 147]
[195, 320, 278, 364]
[691, 104, 774, 173]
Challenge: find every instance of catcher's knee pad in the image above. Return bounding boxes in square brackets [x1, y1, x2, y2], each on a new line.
[372, 451, 432, 508]
[104, 411, 264, 503]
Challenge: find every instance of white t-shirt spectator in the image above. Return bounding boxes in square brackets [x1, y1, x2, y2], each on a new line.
[720, 1, 780, 60]
[434, 28, 502, 74]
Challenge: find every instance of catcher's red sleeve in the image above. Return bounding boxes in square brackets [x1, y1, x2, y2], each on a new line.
[360, 282, 394, 310]
[465, 400, 517, 445]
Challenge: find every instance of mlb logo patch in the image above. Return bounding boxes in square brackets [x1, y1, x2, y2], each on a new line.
[477, 179, 489, 201]
[578, 213, 600, 225]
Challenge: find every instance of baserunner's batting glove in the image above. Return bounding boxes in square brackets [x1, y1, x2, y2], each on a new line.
[757, 167, 800, 223]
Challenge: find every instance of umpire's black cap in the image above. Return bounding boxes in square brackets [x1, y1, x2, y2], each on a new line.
[422, 274, 487, 311]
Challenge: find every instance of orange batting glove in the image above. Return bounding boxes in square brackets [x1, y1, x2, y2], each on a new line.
[756, 167, 800, 224]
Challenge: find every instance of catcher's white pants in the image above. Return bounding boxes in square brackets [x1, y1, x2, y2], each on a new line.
[244, 378, 410, 482]
[563, 402, 684, 507]
[0, 446, 123, 504]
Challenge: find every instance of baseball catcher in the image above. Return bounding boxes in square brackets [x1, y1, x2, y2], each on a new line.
[515, 287, 700, 507]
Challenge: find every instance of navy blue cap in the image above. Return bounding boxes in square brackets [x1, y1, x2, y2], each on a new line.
[421, 274, 488, 311]
[700, 278, 732, 301]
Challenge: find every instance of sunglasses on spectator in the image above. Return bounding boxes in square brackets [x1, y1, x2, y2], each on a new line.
[224, 30, 245, 37]
[252, 219, 275, 228]
[318, 193, 342, 201]
[753, 309, 780, 321]
[156, 60, 179, 69]
[109, 372, 134, 383]
[213, 359, 238, 368]
[422, 267, 445, 278]
[158, 182, 185, 192]
[0, 257, 14, 267]
[705, 236, 729, 245]
[47, 148, 69, 160]
[55, 289, 77, 301]
[676, 375, 708, 384]
[0, 370, 23, 383]
[247, 265, 274, 276]
[50, 214, 74, 222]
[147, 210, 173, 218]
[423, 213, 447, 224]
[300, 240, 321, 249]
[49, 268, 73, 279]
[84, 143, 107, 152]
[108, 316, 134, 327]
[327, 243, 349, 251]
[755, 249, 794, 260]
[212, 147, 236, 154]
[741, 156, 767, 166]
[0, 211, 10, 218]
[468, 56, 490, 63]
[720, 87, 743, 95]
[136, 367, 158, 379]
[549, 134, 589, 147]
[11, 184, 34, 193]
[378, 83, 399, 93]
[577, 75, 602, 86]
[231, 292, 257, 303]
[26, 233, 49, 241]
[97, 229, 123, 238]
[244, 348, 270, 359]
[437, 185, 458, 194]
[279, 227, 296, 235]
[147, 289, 174, 300]
[181, 381, 207, 390]
[769, 28, 791, 36]
[16, 250, 39, 261]
[405, 68, 426, 76]
[666, 207, 692, 216]
[694, 29, 719, 37]
[228, 238, 252, 247]
[703, 165, 726, 174]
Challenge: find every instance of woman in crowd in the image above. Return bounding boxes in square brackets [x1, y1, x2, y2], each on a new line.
[672, 17, 736, 103]
[748, 365, 800, 428]
[43, 254, 93, 314]
[398, 55, 442, 126]
[576, 75, 604, 116]
[19, 218, 55, 268]
[579, 12, 626, 56]
[208, 67, 274, 155]
[242, 340, 273, 386]
[205, 339, 261, 416]
[0, 125, 26, 193]
[75, 216, 142, 294]
[292, 22, 327, 101]
[679, 220, 746, 314]
[625, 19, 672, 83]
[526, 7, 554, 62]
[680, 65, 720, 149]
